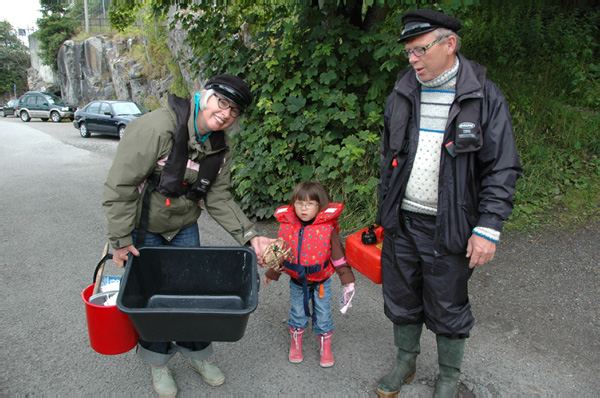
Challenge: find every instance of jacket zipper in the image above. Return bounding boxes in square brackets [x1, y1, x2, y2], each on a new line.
[296, 226, 304, 265]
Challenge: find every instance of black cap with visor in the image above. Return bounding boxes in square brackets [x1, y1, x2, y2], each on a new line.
[397, 9, 461, 42]
[204, 74, 252, 112]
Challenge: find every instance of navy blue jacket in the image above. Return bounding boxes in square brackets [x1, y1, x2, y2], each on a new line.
[378, 53, 522, 255]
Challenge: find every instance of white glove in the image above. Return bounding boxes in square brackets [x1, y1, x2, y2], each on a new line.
[339, 282, 355, 314]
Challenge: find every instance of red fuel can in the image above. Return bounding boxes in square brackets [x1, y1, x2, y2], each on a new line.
[345, 225, 384, 284]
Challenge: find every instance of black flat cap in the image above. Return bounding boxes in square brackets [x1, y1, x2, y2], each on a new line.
[205, 74, 252, 111]
[397, 9, 462, 42]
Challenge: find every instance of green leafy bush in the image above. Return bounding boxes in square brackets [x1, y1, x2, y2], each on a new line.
[458, 5, 599, 229]
[172, 3, 598, 230]
[177, 5, 406, 227]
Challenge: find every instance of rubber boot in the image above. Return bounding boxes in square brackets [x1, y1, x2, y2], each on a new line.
[376, 323, 423, 397]
[433, 335, 466, 398]
[319, 331, 334, 367]
[150, 365, 177, 398]
[289, 327, 305, 363]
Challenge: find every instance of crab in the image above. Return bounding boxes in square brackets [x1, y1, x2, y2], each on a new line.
[262, 238, 292, 273]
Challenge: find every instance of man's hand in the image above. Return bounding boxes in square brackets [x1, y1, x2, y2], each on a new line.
[466, 234, 496, 268]
[112, 244, 140, 268]
[249, 236, 277, 266]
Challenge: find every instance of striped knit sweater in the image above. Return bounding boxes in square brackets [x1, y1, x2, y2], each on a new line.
[401, 56, 501, 243]
[401, 57, 459, 216]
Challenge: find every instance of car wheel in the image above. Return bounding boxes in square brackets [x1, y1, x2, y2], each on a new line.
[79, 122, 90, 138]
[20, 111, 30, 122]
[41, 118, 49, 121]
[50, 111, 61, 122]
[118, 125, 126, 139]
[2, 110, 6, 117]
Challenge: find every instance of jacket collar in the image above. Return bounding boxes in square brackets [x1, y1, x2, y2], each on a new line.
[454, 53, 486, 99]
[394, 52, 486, 100]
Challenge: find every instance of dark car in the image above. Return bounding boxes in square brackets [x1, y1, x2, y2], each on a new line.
[2, 99, 19, 117]
[17, 91, 77, 122]
[73, 100, 148, 139]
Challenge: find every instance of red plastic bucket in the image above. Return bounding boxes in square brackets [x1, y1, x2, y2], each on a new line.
[82, 284, 139, 355]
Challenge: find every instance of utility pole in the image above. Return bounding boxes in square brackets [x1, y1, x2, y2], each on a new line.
[84, 0, 89, 33]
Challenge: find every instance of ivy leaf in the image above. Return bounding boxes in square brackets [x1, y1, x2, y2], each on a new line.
[320, 70, 337, 85]
[286, 95, 306, 114]
[301, 165, 314, 181]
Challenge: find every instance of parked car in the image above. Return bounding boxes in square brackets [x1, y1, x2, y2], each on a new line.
[2, 99, 19, 117]
[73, 100, 149, 139]
[17, 92, 77, 122]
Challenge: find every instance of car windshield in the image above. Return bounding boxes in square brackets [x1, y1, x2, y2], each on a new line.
[112, 102, 147, 116]
[45, 94, 66, 105]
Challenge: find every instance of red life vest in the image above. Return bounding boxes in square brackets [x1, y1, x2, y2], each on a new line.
[274, 203, 344, 282]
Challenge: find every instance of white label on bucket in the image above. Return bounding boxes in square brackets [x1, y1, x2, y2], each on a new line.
[104, 293, 118, 306]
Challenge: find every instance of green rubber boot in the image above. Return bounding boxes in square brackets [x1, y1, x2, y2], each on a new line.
[376, 323, 423, 397]
[433, 335, 466, 398]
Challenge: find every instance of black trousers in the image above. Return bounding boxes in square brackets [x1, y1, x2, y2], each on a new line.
[381, 211, 474, 339]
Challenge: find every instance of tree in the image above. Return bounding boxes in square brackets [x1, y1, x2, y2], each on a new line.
[33, 1, 79, 71]
[0, 21, 30, 98]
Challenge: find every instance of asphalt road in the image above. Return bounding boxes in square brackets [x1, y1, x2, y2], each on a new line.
[1, 118, 598, 396]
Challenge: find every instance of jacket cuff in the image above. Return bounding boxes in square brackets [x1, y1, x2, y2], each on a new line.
[241, 227, 259, 246]
[111, 235, 133, 250]
[477, 213, 504, 233]
[335, 264, 355, 285]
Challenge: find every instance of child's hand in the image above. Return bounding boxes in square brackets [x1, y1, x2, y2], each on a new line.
[263, 276, 273, 286]
[340, 282, 355, 314]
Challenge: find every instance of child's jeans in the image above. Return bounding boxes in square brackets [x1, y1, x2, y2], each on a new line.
[287, 277, 334, 335]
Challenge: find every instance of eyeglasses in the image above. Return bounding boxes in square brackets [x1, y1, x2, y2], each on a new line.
[401, 35, 447, 59]
[214, 94, 241, 118]
[294, 201, 318, 209]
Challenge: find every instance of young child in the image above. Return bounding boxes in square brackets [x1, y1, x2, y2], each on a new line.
[264, 181, 355, 367]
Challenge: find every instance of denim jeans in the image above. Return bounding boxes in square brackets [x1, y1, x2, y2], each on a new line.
[132, 222, 200, 247]
[131, 223, 211, 361]
[287, 277, 334, 335]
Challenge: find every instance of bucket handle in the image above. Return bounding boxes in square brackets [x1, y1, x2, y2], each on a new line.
[92, 242, 114, 295]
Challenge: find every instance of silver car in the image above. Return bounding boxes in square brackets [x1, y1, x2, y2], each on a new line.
[17, 92, 77, 122]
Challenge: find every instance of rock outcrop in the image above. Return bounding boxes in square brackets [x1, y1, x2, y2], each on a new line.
[27, 36, 59, 94]
[30, 8, 213, 109]
[55, 35, 171, 108]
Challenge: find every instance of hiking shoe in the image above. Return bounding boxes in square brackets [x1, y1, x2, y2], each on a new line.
[188, 358, 225, 386]
[150, 365, 177, 397]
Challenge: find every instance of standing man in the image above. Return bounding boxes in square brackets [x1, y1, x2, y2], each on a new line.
[376, 9, 522, 398]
